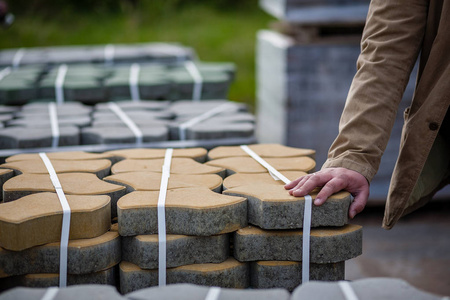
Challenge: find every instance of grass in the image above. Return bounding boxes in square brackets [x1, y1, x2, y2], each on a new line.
[0, 1, 274, 109]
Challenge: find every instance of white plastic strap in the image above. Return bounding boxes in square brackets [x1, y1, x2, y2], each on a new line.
[104, 44, 115, 65]
[107, 102, 143, 146]
[39, 153, 71, 288]
[338, 281, 359, 300]
[55, 64, 68, 105]
[12, 48, 25, 69]
[129, 63, 141, 102]
[157, 148, 173, 286]
[184, 61, 203, 101]
[48, 103, 60, 148]
[205, 287, 221, 300]
[240, 145, 290, 184]
[0, 67, 11, 81]
[179, 103, 235, 140]
[302, 194, 312, 283]
[40, 287, 59, 300]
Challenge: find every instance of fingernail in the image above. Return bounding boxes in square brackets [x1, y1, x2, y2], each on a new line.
[314, 198, 321, 205]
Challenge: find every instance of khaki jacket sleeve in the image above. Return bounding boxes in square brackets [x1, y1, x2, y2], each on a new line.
[322, 0, 429, 182]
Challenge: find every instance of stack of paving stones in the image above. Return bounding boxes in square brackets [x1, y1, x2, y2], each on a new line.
[0, 279, 444, 299]
[255, 0, 426, 200]
[0, 66, 42, 105]
[0, 102, 92, 149]
[206, 144, 362, 291]
[0, 144, 362, 294]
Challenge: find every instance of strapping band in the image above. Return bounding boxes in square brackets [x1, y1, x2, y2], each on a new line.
[104, 44, 115, 65]
[179, 103, 235, 141]
[40, 287, 59, 300]
[39, 153, 71, 288]
[55, 64, 68, 105]
[0, 67, 11, 81]
[302, 194, 312, 283]
[129, 63, 141, 102]
[107, 102, 143, 146]
[338, 281, 359, 300]
[12, 48, 25, 69]
[48, 103, 60, 148]
[205, 287, 221, 300]
[157, 148, 173, 286]
[184, 61, 203, 101]
[240, 145, 313, 283]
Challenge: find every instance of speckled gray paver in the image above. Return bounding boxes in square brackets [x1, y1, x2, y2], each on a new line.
[250, 261, 344, 292]
[234, 224, 362, 263]
[291, 278, 443, 300]
[224, 184, 351, 229]
[104, 172, 223, 193]
[119, 258, 249, 294]
[0, 193, 111, 251]
[0, 267, 117, 291]
[117, 187, 247, 236]
[0, 284, 125, 300]
[94, 100, 170, 112]
[81, 126, 169, 145]
[126, 283, 290, 300]
[0, 231, 120, 277]
[0, 126, 79, 148]
[122, 234, 229, 269]
[0, 169, 13, 202]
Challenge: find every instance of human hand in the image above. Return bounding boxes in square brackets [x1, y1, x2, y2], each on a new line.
[284, 167, 369, 219]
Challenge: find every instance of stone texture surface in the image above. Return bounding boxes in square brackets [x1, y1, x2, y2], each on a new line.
[205, 156, 315, 176]
[234, 224, 362, 263]
[2, 173, 126, 217]
[224, 184, 351, 229]
[104, 172, 223, 193]
[0, 267, 117, 291]
[112, 158, 226, 178]
[175, 121, 255, 141]
[0, 284, 125, 300]
[106, 148, 207, 163]
[0, 169, 13, 202]
[0, 158, 112, 178]
[126, 283, 290, 300]
[0, 192, 111, 251]
[223, 171, 307, 190]
[0, 126, 79, 148]
[81, 126, 169, 145]
[207, 144, 316, 160]
[250, 261, 344, 292]
[0, 231, 120, 277]
[119, 258, 249, 294]
[122, 234, 229, 269]
[117, 187, 247, 236]
[291, 278, 443, 300]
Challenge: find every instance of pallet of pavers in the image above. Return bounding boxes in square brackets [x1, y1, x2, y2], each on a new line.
[0, 143, 361, 294]
[206, 144, 363, 291]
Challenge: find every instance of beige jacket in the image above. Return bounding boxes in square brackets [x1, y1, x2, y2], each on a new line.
[322, 0, 450, 229]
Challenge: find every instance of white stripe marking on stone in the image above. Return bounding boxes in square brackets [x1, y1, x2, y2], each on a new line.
[12, 48, 25, 69]
[338, 281, 359, 300]
[39, 153, 71, 288]
[129, 63, 141, 102]
[157, 148, 173, 286]
[205, 287, 221, 300]
[0, 67, 11, 81]
[302, 194, 312, 283]
[48, 102, 60, 148]
[104, 44, 115, 65]
[40, 287, 59, 300]
[184, 61, 203, 101]
[178, 103, 235, 140]
[107, 102, 143, 146]
[55, 64, 68, 105]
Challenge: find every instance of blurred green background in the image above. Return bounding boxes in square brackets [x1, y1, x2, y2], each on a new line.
[1, 0, 274, 109]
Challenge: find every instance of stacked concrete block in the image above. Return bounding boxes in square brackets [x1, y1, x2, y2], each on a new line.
[0, 43, 195, 68]
[256, 0, 424, 200]
[0, 66, 41, 105]
[205, 143, 362, 290]
[291, 278, 444, 300]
